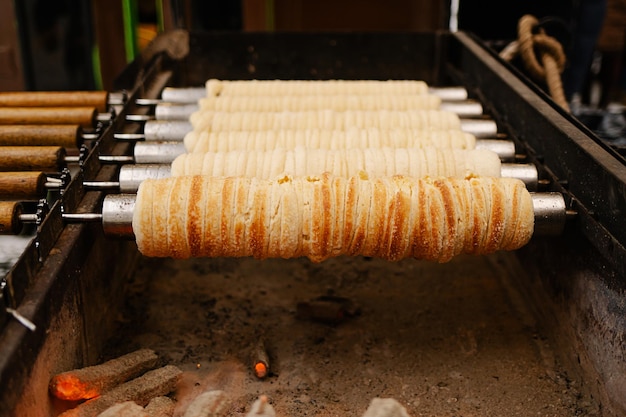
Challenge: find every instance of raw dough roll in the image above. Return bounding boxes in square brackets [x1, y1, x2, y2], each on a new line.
[205, 79, 429, 97]
[170, 147, 502, 179]
[133, 174, 534, 262]
[197, 94, 442, 112]
[189, 109, 461, 132]
[184, 128, 476, 154]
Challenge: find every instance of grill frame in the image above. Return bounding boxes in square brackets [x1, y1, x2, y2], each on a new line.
[0, 30, 625, 415]
[449, 31, 626, 284]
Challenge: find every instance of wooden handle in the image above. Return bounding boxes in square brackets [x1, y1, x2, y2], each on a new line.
[0, 124, 81, 148]
[0, 91, 109, 112]
[0, 146, 66, 171]
[0, 172, 47, 199]
[0, 201, 23, 235]
[0, 107, 96, 128]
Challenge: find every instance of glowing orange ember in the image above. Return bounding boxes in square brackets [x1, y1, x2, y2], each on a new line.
[49, 375, 100, 401]
[254, 362, 268, 379]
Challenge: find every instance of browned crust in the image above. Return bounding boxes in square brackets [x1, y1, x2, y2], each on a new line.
[133, 175, 534, 262]
[308, 175, 331, 262]
[167, 176, 190, 258]
[386, 177, 411, 261]
[249, 178, 268, 259]
[485, 180, 505, 253]
[187, 176, 204, 257]
[363, 178, 386, 257]
[220, 177, 235, 256]
[427, 180, 445, 261]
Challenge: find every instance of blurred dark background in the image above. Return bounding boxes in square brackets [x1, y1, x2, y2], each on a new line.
[1, 0, 624, 111]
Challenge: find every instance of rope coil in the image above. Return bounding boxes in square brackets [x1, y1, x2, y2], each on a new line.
[500, 14, 570, 112]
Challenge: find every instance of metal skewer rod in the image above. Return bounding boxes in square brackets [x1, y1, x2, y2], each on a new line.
[126, 103, 488, 123]
[83, 164, 172, 193]
[127, 112, 499, 138]
[133, 99, 485, 119]
[114, 121, 193, 142]
[75, 192, 578, 238]
[115, 118, 515, 159]
[0, 136, 516, 173]
[148, 85, 470, 104]
[79, 159, 538, 193]
[0, 142, 183, 171]
[6, 191, 574, 238]
[63, 142, 185, 165]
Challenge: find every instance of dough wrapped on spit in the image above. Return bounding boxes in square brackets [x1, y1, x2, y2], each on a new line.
[206, 79, 429, 97]
[133, 174, 534, 263]
[171, 147, 501, 180]
[184, 128, 475, 154]
[197, 94, 442, 112]
[184, 128, 476, 153]
[185, 128, 475, 154]
[189, 109, 461, 132]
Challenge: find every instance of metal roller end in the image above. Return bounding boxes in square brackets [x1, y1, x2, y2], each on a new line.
[118, 164, 172, 193]
[439, 101, 483, 118]
[102, 194, 135, 239]
[161, 86, 206, 103]
[428, 86, 468, 101]
[500, 163, 538, 191]
[133, 141, 186, 164]
[154, 103, 199, 121]
[531, 192, 568, 236]
[460, 119, 498, 138]
[143, 120, 192, 141]
[475, 139, 516, 162]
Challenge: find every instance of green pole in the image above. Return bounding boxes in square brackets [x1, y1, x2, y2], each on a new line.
[92, 45, 103, 90]
[155, 0, 165, 33]
[121, 0, 138, 62]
